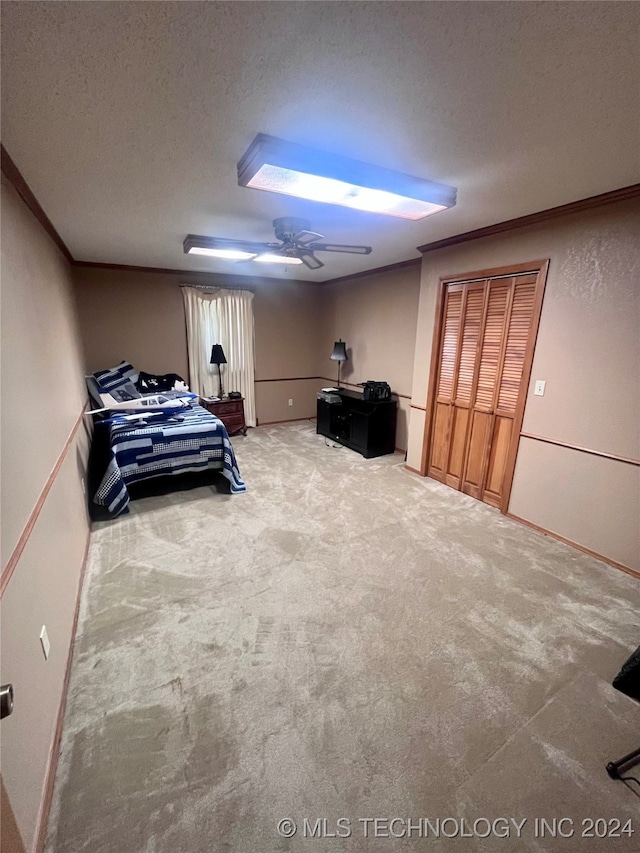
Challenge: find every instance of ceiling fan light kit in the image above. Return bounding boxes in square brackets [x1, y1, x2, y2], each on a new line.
[185, 135, 455, 271]
[254, 253, 302, 265]
[184, 217, 372, 271]
[183, 235, 259, 260]
[237, 133, 457, 219]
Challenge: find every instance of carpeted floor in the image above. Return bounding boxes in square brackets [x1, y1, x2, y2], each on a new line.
[46, 422, 640, 852]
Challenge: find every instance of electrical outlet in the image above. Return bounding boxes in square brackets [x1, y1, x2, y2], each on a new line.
[288, 398, 293, 407]
[534, 380, 546, 397]
[40, 625, 51, 660]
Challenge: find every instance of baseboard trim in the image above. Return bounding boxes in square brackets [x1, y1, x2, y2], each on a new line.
[505, 512, 640, 580]
[404, 465, 423, 476]
[256, 417, 406, 452]
[1, 408, 86, 596]
[34, 528, 91, 853]
[258, 416, 317, 426]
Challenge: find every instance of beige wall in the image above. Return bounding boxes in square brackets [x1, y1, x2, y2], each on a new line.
[253, 276, 324, 423]
[1, 177, 90, 851]
[72, 268, 324, 425]
[320, 263, 421, 451]
[1, 179, 88, 565]
[73, 267, 190, 378]
[72, 261, 422, 449]
[255, 378, 321, 425]
[407, 198, 640, 572]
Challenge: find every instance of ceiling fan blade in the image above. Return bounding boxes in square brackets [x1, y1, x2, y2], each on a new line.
[298, 251, 324, 270]
[293, 229, 324, 246]
[309, 242, 372, 255]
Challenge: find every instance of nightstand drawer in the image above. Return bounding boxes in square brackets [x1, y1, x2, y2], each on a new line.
[221, 415, 245, 433]
[213, 400, 243, 416]
[199, 397, 246, 436]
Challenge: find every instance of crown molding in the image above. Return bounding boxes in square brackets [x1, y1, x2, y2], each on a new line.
[74, 260, 316, 289]
[74, 260, 220, 277]
[321, 257, 421, 286]
[417, 184, 640, 254]
[4, 145, 638, 280]
[1, 144, 74, 264]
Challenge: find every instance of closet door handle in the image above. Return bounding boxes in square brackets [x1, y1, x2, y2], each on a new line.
[1, 684, 14, 719]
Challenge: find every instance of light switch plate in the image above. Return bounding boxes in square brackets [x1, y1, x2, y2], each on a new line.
[534, 380, 546, 397]
[40, 625, 50, 660]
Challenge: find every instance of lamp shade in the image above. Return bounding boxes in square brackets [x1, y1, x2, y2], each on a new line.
[210, 344, 227, 365]
[330, 340, 347, 362]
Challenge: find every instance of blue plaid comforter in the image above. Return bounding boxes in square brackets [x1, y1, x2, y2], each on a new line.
[93, 404, 246, 516]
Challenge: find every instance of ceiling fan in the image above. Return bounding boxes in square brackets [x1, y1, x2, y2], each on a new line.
[184, 217, 372, 270]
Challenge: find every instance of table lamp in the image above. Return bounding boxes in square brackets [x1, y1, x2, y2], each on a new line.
[210, 344, 227, 398]
[330, 340, 348, 388]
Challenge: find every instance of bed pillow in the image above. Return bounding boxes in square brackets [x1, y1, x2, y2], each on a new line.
[85, 375, 105, 408]
[135, 371, 187, 393]
[93, 361, 138, 392]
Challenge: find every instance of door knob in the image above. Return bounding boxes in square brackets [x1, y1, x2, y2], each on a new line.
[1, 684, 14, 719]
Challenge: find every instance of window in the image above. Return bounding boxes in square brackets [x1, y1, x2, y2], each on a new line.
[181, 286, 256, 426]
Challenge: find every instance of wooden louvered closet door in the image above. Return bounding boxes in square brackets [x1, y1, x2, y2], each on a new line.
[427, 266, 545, 511]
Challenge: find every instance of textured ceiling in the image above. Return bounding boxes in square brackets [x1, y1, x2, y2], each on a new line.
[2, 1, 639, 281]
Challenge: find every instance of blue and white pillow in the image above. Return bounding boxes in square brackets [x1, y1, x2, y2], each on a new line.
[93, 361, 138, 392]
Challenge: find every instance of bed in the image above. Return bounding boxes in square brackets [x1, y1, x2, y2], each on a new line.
[93, 403, 246, 517]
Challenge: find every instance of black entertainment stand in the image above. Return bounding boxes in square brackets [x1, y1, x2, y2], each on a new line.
[316, 388, 397, 458]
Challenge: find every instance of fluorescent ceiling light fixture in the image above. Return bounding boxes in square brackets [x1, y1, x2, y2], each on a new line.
[184, 235, 258, 261]
[254, 253, 303, 265]
[188, 246, 256, 260]
[238, 134, 457, 220]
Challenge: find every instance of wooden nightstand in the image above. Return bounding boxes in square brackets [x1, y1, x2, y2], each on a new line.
[199, 397, 247, 436]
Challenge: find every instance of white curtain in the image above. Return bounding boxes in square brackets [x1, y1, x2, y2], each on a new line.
[181, 286, 256, 427]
